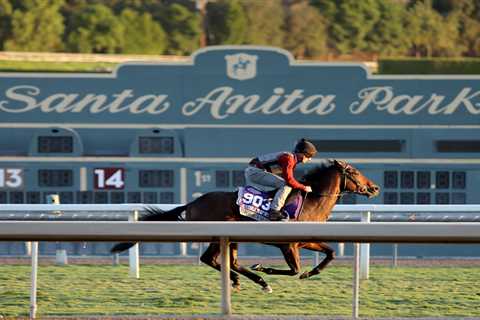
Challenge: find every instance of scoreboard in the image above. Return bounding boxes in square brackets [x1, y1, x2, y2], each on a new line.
[0, 46, 479, 257]
[0, 126, 477, 206]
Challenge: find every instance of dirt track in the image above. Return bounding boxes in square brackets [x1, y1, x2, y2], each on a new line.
[2, 256, 480, 267]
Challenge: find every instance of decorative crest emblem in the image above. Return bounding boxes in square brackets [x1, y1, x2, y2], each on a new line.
[225, 53, 258, 80]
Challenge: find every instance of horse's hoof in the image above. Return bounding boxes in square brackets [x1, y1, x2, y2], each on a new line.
[262, 285, 273, 293]
[299, 272, 309, 279]
[251, 263, 263, 271]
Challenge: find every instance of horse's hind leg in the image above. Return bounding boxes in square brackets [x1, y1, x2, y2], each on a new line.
[200, 243, 241, 287]
[298, 242, 335, 279]
[251, 244, 301, 276]
[229, 243, 272, 293]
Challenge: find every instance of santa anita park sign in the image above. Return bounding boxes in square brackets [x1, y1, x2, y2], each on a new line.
[0, 45, 478, 126]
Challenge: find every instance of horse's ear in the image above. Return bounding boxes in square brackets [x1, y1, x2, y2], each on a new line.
[333, 159, 347, 169]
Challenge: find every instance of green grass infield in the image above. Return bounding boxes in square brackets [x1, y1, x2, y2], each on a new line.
[0, 264, 479, 318]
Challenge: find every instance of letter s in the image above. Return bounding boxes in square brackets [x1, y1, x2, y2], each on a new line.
[0, 85, 39, 113]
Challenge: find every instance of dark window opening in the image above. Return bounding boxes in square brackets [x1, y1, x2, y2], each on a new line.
[94, 192, 109, 204]
[384, 171, 398, 189]
[127, 192, 141, 203]
[77, 191, 93, 204]
[138, 137, 174, 154]
[401, 171, 414, 189]
[139, 170, 174, 188]
[110, 192, 125, 204]
[38, 136, 73, 153]
[59, 191, 74, 204]
[383, 192, 398, 204]
[38, 169, 73, 187]
[435, 192, 450, 204]
[160, 192, 174, 203]
[416, 192, 431, 204]
[9, 191, 24, 203]
[417, 171, 431, 189]
[311, 140, 404, 153]
[400, 192, 414, 204]
[143, 192, 157, 204]
[452, 192, 466, 204]
[436, 140, 480, 153]
[215, 170, 230, 188]
[232, 170, 245, 187]
[452, 172, 466, 189]
[436, 171, 450, 189]
[26, 191, 41, 204]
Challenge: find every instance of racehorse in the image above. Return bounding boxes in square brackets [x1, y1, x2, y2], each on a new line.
[111, 160, 380, 292]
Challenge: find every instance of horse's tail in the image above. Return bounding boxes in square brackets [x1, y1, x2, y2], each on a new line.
[110, 205, 187, 254]
[142, 205, 186, 221]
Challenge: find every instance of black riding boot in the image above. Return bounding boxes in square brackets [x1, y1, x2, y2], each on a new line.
[269, 209, 288, 221]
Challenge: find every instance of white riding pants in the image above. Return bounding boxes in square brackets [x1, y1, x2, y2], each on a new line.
[244, 166, 292, 211]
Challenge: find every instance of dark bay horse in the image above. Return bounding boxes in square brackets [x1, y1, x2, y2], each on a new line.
[111, 160, 380, 292]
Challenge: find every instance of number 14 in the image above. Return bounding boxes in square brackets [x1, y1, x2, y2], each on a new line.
[94, 168, 125, 189]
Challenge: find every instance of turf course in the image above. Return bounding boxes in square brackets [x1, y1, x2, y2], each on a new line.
[0, 264, 479, 318]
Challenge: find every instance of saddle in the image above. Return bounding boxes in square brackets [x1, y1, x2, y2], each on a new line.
[236, 185, 304, 221]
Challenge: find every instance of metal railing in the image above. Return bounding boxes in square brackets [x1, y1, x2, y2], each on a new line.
[1, 203, 480, 319]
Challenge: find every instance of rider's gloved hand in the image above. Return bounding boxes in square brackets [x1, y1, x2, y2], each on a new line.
[305, 186, 312, 193]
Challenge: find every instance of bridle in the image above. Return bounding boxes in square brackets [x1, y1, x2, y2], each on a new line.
[310, 164, 367, 199]
[339, 165, 366, 194]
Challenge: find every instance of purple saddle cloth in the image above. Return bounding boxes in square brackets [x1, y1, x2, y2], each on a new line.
[237, 186, 304, 221]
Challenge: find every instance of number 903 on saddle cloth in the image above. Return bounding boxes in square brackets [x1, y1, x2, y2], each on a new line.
[236, 186, 304, 221]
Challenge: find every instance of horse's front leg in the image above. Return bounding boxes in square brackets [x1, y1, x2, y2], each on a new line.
[297, 242, 335, 279]
[251, 243, 301, 276]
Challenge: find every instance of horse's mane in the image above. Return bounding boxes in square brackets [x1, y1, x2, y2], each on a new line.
[301, 160, 335, 184]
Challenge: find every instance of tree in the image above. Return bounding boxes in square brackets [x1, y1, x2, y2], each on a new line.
[119, 9, 167, 54]
[206, 0, 248, 45]
[241, 0, 285, 46]
[313, 0, 382, 54]
[159, 3, 201, 55]
[447, 0, 480, 56]
[4, 0, 65, 52]
[407, 0, 461, 57]
[66, 3, 124, 53]
[284, 0, 328, 58]
[0, 0, 13, 50]
[365, 0, 410, 56]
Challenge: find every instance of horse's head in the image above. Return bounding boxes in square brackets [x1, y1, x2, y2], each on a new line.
[332, 160, 380, 198]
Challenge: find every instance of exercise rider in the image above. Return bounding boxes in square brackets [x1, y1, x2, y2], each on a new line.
[244, 138, 317, 221]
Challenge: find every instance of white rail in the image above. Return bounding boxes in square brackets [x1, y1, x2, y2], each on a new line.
[1, 203, 480, 213]
[1, 220, 480, 319]
[1, 221, 480, 243]
[1, 204, 480, 319]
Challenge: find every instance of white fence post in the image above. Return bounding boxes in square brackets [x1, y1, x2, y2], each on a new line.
[353, 242, 360, 319]
[360, 211, 370, 280]
[30, 241, 38, 320]
[392, 244, 398, 267]
[48, 195, 68, 266]
[128, 210, 140, 278]
[197, 242, 204, 265]
[220, 237, 231, 316]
